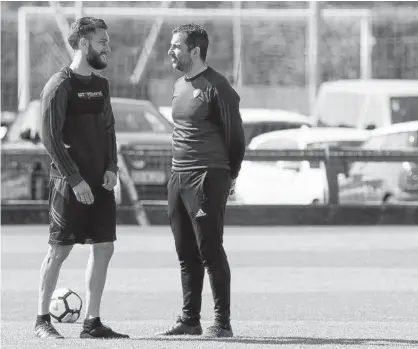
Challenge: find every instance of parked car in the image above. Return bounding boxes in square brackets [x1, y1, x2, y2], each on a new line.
[338, 121, 418, 204]
[233, 127, 370, 205]
[1, 111, 16, 140]
[1, 98, 173, 202]
[238, 108, 313, 145]
[313, 79, 418, 130]
[160, 106, 313, 145]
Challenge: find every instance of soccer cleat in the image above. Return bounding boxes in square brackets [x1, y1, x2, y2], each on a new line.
[80, 324, 130, 339]
[202, 323, 233, 338]
[35, 321, 64, 339]
[157, 316, 202, 336]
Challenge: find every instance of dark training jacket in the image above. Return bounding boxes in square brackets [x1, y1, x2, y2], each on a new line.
[40, 66, 118, 188]
[171, 66, 246, 179]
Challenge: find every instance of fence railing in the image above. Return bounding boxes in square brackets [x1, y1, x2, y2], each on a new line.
[2, 146, 418, 206]
[244, 147, 418, 204]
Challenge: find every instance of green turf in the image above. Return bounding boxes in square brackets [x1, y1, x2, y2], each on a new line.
[1, 225, 418, 348]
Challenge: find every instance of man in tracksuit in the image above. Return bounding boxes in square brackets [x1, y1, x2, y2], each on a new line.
[159, 23, 246, 338]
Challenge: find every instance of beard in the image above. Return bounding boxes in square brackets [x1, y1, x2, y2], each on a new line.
[86, 44, 107, 70]
[172, 55, 192, 72]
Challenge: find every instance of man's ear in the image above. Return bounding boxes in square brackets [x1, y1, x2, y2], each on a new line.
[79, 38, 89, 52]
[192, 46, 201, 59]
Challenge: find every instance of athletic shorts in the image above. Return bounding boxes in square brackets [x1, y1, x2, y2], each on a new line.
[48, 177, 117, 246]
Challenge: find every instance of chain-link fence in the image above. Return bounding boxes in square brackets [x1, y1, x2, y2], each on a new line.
[1, 2, 418, 112]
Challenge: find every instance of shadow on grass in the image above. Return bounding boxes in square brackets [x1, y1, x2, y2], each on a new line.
[133, 336, 418, 346]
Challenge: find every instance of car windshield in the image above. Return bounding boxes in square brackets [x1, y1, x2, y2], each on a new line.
[112, 101, 173, 133]
[390, 96, 418, 124]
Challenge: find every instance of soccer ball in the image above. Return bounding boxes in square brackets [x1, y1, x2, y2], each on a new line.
[49, 288, 83, 323]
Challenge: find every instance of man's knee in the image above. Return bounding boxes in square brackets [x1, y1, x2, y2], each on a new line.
[196, 225, 225, 264]
[92, 242, 114, 259]
[200, 243, 227, 269]
[179, 256, 203, 270]
[47, 244, 73, 264]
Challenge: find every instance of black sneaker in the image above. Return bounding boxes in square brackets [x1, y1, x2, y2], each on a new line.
[80, 323, 129, 339]
[35, 321, 64, 339]
[202, 323, 233, 338]
[157, 316, 202, 336]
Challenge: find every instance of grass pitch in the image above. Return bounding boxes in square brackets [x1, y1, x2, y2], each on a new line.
[1, 225, 417, 348]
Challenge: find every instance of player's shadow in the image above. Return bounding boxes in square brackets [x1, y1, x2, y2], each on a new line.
[136, 336, 418, 346]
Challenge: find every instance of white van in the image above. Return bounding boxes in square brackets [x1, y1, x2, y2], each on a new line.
[312, 79, 418, 130]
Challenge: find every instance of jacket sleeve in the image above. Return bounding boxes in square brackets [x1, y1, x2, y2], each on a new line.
[213, 86, 246, 179]
[40, 78, 83, 188]
[103, 79, 118, 175]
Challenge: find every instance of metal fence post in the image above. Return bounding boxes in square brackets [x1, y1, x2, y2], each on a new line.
[324, 146, 340, 204]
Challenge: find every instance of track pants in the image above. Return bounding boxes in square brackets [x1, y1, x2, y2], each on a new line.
[167, 168, 232, 325]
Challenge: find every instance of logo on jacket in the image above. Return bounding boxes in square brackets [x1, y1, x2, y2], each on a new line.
[193, 89, 202, 98]
[77, 91, 103, 99]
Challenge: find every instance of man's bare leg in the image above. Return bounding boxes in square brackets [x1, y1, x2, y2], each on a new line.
[35, 244, 73, 339]
[84, 242, 114, 319]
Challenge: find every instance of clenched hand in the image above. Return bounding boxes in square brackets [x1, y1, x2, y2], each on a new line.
[229, 178, 237, 196]
[103, 170, 117, 191]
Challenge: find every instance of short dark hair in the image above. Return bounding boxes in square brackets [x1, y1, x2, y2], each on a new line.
[67, 17, 108, 50]
[172, 23, 209, 61]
